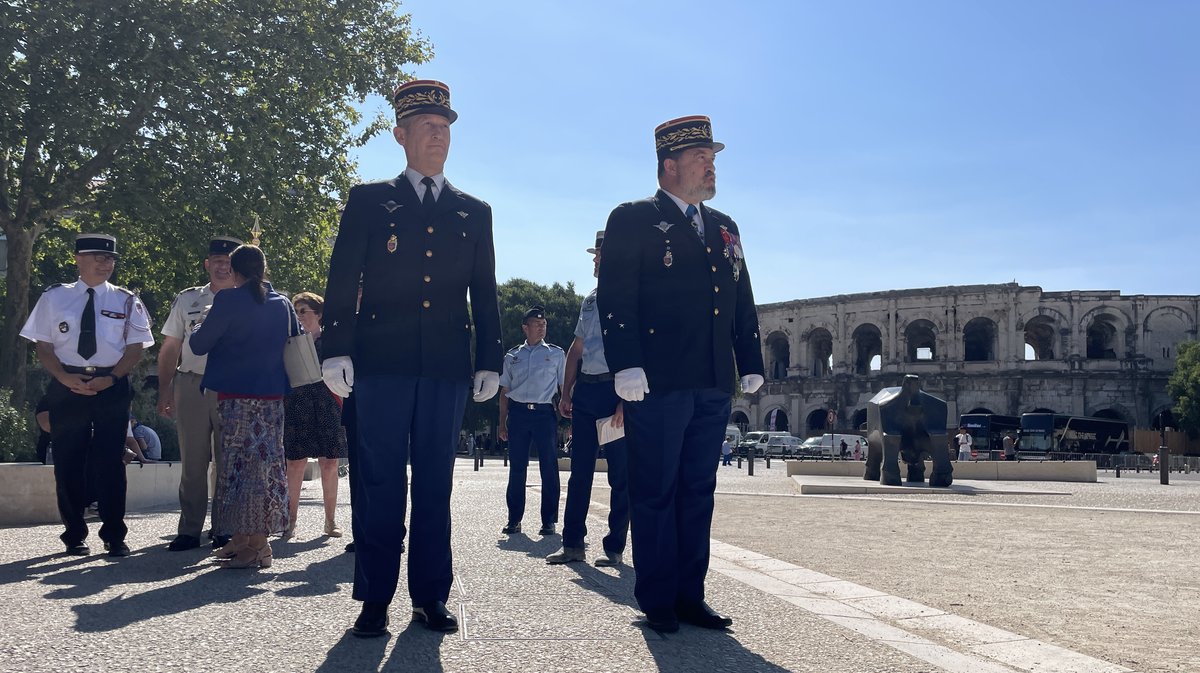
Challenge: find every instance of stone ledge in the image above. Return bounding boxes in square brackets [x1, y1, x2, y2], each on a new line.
[557, 458, 609, 472]
[0, 462, 182, 527]
[785, 460, 1097, 482]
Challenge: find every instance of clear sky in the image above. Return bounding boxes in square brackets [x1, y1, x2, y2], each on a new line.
[348, 1, 1200, 305]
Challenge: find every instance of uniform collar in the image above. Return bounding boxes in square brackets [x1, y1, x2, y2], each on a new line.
[75, 278, 112, 296]
[662, 190, 703, 223]
[403, 167, 446, 196]
[520, 340, 548, 351]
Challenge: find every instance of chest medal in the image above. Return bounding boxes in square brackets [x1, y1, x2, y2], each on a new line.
[387, 234, 398, 253]
[663, 248, 673, 268]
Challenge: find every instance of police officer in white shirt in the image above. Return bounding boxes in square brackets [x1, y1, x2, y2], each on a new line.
[157, 236, 241, 551]
[19, 234, 154, 557]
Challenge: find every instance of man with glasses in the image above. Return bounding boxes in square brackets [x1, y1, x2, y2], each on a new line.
[20, 233, 154, 556]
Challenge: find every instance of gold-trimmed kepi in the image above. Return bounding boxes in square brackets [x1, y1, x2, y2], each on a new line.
[75, 233, 118, 257]
[392, 79, 458, 124]
[654, 115, 724, 158]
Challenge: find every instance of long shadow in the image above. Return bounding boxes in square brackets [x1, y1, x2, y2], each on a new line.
[40, 546, 216, 601]
[0, 552, 98, 587]
[272, 550, 354, 598]
[643, 627, 797, 673]
[312, 614, 448, 673]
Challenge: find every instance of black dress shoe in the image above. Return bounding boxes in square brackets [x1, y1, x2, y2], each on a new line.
[412, 601, 458, 632]
[104, 541, 131, 557]
[167, 534, 200, 552]
[64, 542, 90, 556]
[212, 534, 232, 549]
[344, 542, 355, 553]
[642, 608, 679, 633]
[538, 523, 557, 536]
[352, 602, 390, 638]
[675, 601, 733, 629]
[501, 522, 521, 534]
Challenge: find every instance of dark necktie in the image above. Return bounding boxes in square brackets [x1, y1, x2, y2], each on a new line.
[421, 176, 435, 212]
[78, 288, 97, 359]
[685, 204, 702, 240]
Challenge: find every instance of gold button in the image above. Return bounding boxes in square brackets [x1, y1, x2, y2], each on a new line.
[427, 226, 434, 234]
[423, 275, 431, 283]
[711, 265, 717, 272]
[714, 286, 720, 293]
[425, 250, 433, 258]
[713, 308, 720, 316]
[422, 300, 431, 308]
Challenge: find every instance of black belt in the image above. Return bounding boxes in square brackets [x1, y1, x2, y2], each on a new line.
[512, 402, 554, 411]
[578, 372, 614, 383]
[62, 365, 116, 376]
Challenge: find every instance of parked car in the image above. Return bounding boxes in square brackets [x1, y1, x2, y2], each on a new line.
[798, 433, 867, 458]
[765, 435, 805, 456]
[738, 431, 792, 457]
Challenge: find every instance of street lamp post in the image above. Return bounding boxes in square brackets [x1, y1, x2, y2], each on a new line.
[1159, 411, 1169, 485]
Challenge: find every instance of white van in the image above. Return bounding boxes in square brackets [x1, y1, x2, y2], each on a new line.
[724, 425, 743, 446]
[799, 433, 867, 458]
[738, 431, 792, 456]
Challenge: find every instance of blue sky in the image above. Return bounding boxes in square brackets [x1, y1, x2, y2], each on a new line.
[348, 1, 1200, 304]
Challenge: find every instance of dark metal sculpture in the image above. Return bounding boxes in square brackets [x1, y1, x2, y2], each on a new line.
[864, 375, 953, 487]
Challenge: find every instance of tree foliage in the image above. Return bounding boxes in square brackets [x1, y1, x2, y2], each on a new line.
[1, 0, 431, 406]
[1167, 341, 1200, 435]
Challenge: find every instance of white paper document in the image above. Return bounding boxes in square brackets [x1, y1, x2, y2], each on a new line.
[596, 415, 625, 445]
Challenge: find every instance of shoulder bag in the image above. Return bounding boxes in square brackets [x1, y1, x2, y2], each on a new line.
[282, 299, 322, 388]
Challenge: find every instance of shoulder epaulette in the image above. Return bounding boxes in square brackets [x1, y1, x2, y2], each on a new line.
[506, 345, 522, 355]
[546, 342, 565, 352]
[44, 282, 64, 291]
[113, 286, 135, 296]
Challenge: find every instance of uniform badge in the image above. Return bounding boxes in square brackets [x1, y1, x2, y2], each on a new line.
[58, 321, 69, 334]
[663, 249, 673, 268]
[387, 234, 398, 253]
[654, 221, 674, 233]
[381, 200, 403, 213]
[456, 211, 469, 219]
[719, 225, 744, 282]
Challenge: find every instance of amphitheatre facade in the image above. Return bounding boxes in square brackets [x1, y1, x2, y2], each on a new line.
[736, 283, 1197, 436]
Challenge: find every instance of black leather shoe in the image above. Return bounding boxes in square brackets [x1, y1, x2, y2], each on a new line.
[212, 534, 232, 550]
[344, 542, 355, 553]
[167, 535, 200, 552]
[412, 601, 458, 632]
[351, 602, 390, 638]
[64, 542, 90, 556]
[642, 608, 679, 633]
[538, 523, 556, 536]
[501, 522, 521, 534]
[676, 601, 733, 629]
[104, 541, 131, 557]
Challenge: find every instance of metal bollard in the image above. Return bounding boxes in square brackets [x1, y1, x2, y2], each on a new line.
[737, 454, 742, 469]
[503, 449, 508, 468]
[474, 447, 482, 471]
[748, 451, 755, 476]
[766, 454, 771, 469]
[1115, 463, 1120, 478]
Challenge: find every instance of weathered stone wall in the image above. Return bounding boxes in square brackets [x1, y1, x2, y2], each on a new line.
[738, 284, 1198, 434]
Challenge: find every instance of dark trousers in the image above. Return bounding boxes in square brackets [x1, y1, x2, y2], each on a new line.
[46, 376, 133, 546]
[505, 404, 560, 527]
[623, 387, 730, 613]
[562, 381, 629, 553]
[351, 375, 467, 606]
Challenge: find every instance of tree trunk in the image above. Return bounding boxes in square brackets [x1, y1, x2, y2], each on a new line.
[1, 226, 35, 408]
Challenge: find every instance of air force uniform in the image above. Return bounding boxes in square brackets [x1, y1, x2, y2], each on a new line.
[499, 309, 566, 532]
[20, 234, 154, 553]
[598, 117, 764, 626]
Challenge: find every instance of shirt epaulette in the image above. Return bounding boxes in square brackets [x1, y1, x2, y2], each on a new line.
[506, 345, 522, 355]
[44, 282, 64, 291]
[546, 343, 564, 352]
[113, 286, 135, 296]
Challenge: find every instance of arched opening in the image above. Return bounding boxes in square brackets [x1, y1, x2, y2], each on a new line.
[966, 407, 994, 415]
[852, 323, 883, 374]
[1144, 310, 1190, 365]
[904, 319, 937, 362]
[1151, 409, 1176, 431]
[963, 317, 997, 361]
[730, 410, 749, 431]
[766, 332, 790, 381]
[1086, 315, 1119, 359]
[764, 408, 789, 432]
[1030, 407, 1055, 414]
[1024, 315, 1057, 360]
[851, 408, 868, 432]
[806, 409, 830, 435]
[1092, 408, 1124, 421]
[808, 328, 833, 377]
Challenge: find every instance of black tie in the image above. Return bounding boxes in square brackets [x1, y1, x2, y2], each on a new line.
[685, 204, 702, 240]
[421, 176, 435, 212]
[78, 288, 97, 359]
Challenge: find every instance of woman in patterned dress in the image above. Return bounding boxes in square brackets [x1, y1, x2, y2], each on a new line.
[283, 292, 348, 538]
[189, 245, 291, 569]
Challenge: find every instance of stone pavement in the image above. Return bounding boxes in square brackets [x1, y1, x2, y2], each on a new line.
[1, 459, 1197, 673]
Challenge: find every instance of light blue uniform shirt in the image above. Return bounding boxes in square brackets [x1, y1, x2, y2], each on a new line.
[575, 288, 609, 375]
[500, 341, 566, 404]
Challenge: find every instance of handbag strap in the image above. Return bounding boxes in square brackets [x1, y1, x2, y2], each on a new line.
[284, 298, 301, 338]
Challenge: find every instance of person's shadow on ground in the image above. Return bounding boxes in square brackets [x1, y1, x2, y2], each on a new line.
[313, 616, 448, 673]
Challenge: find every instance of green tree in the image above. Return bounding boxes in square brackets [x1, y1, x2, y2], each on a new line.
[1, 0, 431, 407]
[462, 278, 584, 438]
[1167, 341, 1200, 435]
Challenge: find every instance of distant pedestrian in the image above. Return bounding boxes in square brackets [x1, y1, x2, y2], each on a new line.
[721, 439, 733, 466]
[853, 440, 862, 461]
[839, 439, 848, 460]
[955, 427, 973, 461]
[1003, 431, 1017, 461]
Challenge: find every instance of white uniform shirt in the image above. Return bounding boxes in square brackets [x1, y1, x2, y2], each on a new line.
[161, 284, 218, 374]
[20, 280, 154, 367]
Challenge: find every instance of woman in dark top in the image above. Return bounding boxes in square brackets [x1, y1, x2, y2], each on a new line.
[189, 245, 291, 569]
[283, 291, 348, 539]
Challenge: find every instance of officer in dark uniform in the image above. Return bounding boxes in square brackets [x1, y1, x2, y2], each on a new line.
[498, 306, 566, 536]
[321, 80, 502, 637]
[547, 231, 630, 567]
[598, 116, 765, 633]
[19, 234, 155, 556]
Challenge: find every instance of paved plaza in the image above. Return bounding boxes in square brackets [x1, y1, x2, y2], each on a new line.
[1, 459, 1197, 673]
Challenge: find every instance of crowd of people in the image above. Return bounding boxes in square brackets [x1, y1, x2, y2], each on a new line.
[19, 79, 766, 637]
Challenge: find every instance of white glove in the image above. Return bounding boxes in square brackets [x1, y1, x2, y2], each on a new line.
[740, 374, 764, 394]
[472, 370, 499, 402]
[614, 367, 650, 402]
[322, 356, 354, 398]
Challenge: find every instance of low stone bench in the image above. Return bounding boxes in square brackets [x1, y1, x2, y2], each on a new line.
[0, 461, 183, 526]
[557, 458, 609, 472]
[785, 459, 1097, 482]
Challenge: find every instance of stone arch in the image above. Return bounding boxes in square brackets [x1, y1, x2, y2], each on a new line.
[806, 408, 830, 434]
[803, 326, 834, 378]
[965, 407, 994, 415]
[1088, 407, 1127, 422]
[851, 322, 883, 374]
[963, 317, 998, 361]
[1080, 306, 1133, 359]
[1143, 306, 1194, 364]
[1151, 407, 1177, 431]
[763, 407, 790, 432]
[730, 410, 749, 430]
[851, 408, 868, 432]
[1029, 407, 1056, 414]
[903, 319, 938, 362]
[765, 331, 790, 381]
[1023, 315, 1058, 360]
